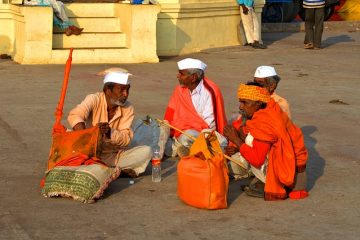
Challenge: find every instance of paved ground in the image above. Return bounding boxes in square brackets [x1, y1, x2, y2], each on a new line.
[0, 29, 359, 240]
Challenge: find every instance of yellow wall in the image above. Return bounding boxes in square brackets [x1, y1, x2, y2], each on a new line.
[0, 3, 160, 64]
[0, 5, 53, 62]
[0, 1, 264, 63]
[0, 4, 18, 55]
[156, 0, 265, 56]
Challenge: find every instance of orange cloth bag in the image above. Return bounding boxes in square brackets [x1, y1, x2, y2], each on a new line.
[47, 127, 102, 170]
[177, 132, 229, 209]
[46, 49, 102, 171]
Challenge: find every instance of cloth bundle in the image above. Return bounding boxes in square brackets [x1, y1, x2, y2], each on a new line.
[177, 132, 229, 209]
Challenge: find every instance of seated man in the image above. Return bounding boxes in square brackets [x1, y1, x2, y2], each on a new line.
[253, 66, 291, 119]
[67, 71, 152, 177]
[164, 58, 227, 157]
[229, 66, 292, 179]
[49, 0, 83, 36]
[224, 82, 308, 200]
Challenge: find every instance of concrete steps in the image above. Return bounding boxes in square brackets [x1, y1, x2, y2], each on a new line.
[51, 3, 130, 63]
[50, 48, 133, 64]
[53, 17, 121, 33]
[53, 32, 127, 49]
[3, 3, 159, 64]
[64, 3, 117, 17]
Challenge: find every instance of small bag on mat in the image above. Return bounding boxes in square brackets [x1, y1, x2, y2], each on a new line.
[47, 126, 101, 170]
[177, 132, 229, 209]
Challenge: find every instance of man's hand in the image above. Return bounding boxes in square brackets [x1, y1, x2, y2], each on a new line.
[98, 122, 111, 138]
[224, 125, 244, 148]
[238, 126, 246, 142]
[73, 122, 85, 131]
[225, 146, 239, 156]
[241, 5, 249, 15]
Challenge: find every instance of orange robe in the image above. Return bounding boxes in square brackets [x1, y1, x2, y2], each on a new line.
[164, 77, 227, 137]
[245, 99, 308, 200]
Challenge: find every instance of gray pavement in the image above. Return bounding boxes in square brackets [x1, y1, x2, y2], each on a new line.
[0, 29, 359, 240]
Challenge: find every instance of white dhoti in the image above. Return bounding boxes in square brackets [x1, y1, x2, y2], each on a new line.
[229, 133, 268, 183]
[116, 146, 152, 175]
[101, 145, 152, 176]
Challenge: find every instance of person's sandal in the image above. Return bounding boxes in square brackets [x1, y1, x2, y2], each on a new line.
[242, 178, 264, 198]
[244, 186, 264, 198]
[252, 42, 267, 49]
[304, 43, 314, 49]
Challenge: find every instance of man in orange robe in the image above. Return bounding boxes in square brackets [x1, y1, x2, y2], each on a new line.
[229, 66, 293, 180]
[164, 58, 227, 157]
[224, 82, 308, 200]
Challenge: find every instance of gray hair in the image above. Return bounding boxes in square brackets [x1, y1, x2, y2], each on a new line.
[103, 82, 115, 92]
[186, 68, 204, 82]
[265, 75, 281, 84]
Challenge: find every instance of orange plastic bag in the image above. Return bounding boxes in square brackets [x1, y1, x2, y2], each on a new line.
[47, 127, 101, 170]
[177, 132, 229, 209]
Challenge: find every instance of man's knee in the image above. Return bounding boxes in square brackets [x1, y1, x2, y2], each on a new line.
[138, 145, 152, 159]
[178, 130, 199, 147]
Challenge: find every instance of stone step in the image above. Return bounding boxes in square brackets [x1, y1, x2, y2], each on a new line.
[50, 48, 133, 64]
[64, 3, 118, 17]
[53, 17, 122, 33]
[52, 32, 127, 49]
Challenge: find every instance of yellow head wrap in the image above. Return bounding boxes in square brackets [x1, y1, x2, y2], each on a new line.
[237, 84, 271, 103]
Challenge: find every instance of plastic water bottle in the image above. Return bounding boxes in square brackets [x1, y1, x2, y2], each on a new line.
[152, 149, 161, 182]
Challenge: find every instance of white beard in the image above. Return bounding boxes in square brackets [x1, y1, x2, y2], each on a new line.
[110, 98, 126, 107]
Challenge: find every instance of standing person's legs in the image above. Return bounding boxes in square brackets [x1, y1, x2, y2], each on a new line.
[240, 7, 255, 44]
[116, 146, 152, 176]
[249, 8, 260, 42]
[304, 8, 315, 48]
[314, 7, 324, 48]
[248, 7, 266, 49]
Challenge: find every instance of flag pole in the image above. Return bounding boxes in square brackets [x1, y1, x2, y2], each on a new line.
[52, 48, 73, 134]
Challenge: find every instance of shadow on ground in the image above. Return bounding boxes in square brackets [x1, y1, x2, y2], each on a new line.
[322, 34, 355, 48]
[262, 32, 298, 46]
[302, 125, 325, 191]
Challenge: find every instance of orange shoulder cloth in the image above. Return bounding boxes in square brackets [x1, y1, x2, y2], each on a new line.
[246, 99, 308, 200]
[164, 78, 227, 137]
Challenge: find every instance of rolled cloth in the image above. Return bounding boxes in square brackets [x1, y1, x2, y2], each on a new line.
[237, 84, 270, 103]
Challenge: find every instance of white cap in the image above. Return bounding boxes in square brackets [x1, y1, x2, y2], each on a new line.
[254, 66, 277, 78]
[177, 58, 207, 71]
[103, 71, 130, 85]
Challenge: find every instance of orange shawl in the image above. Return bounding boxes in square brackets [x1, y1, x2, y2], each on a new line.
[245, 99, 308, 200]
[164, 77, 227, 137]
